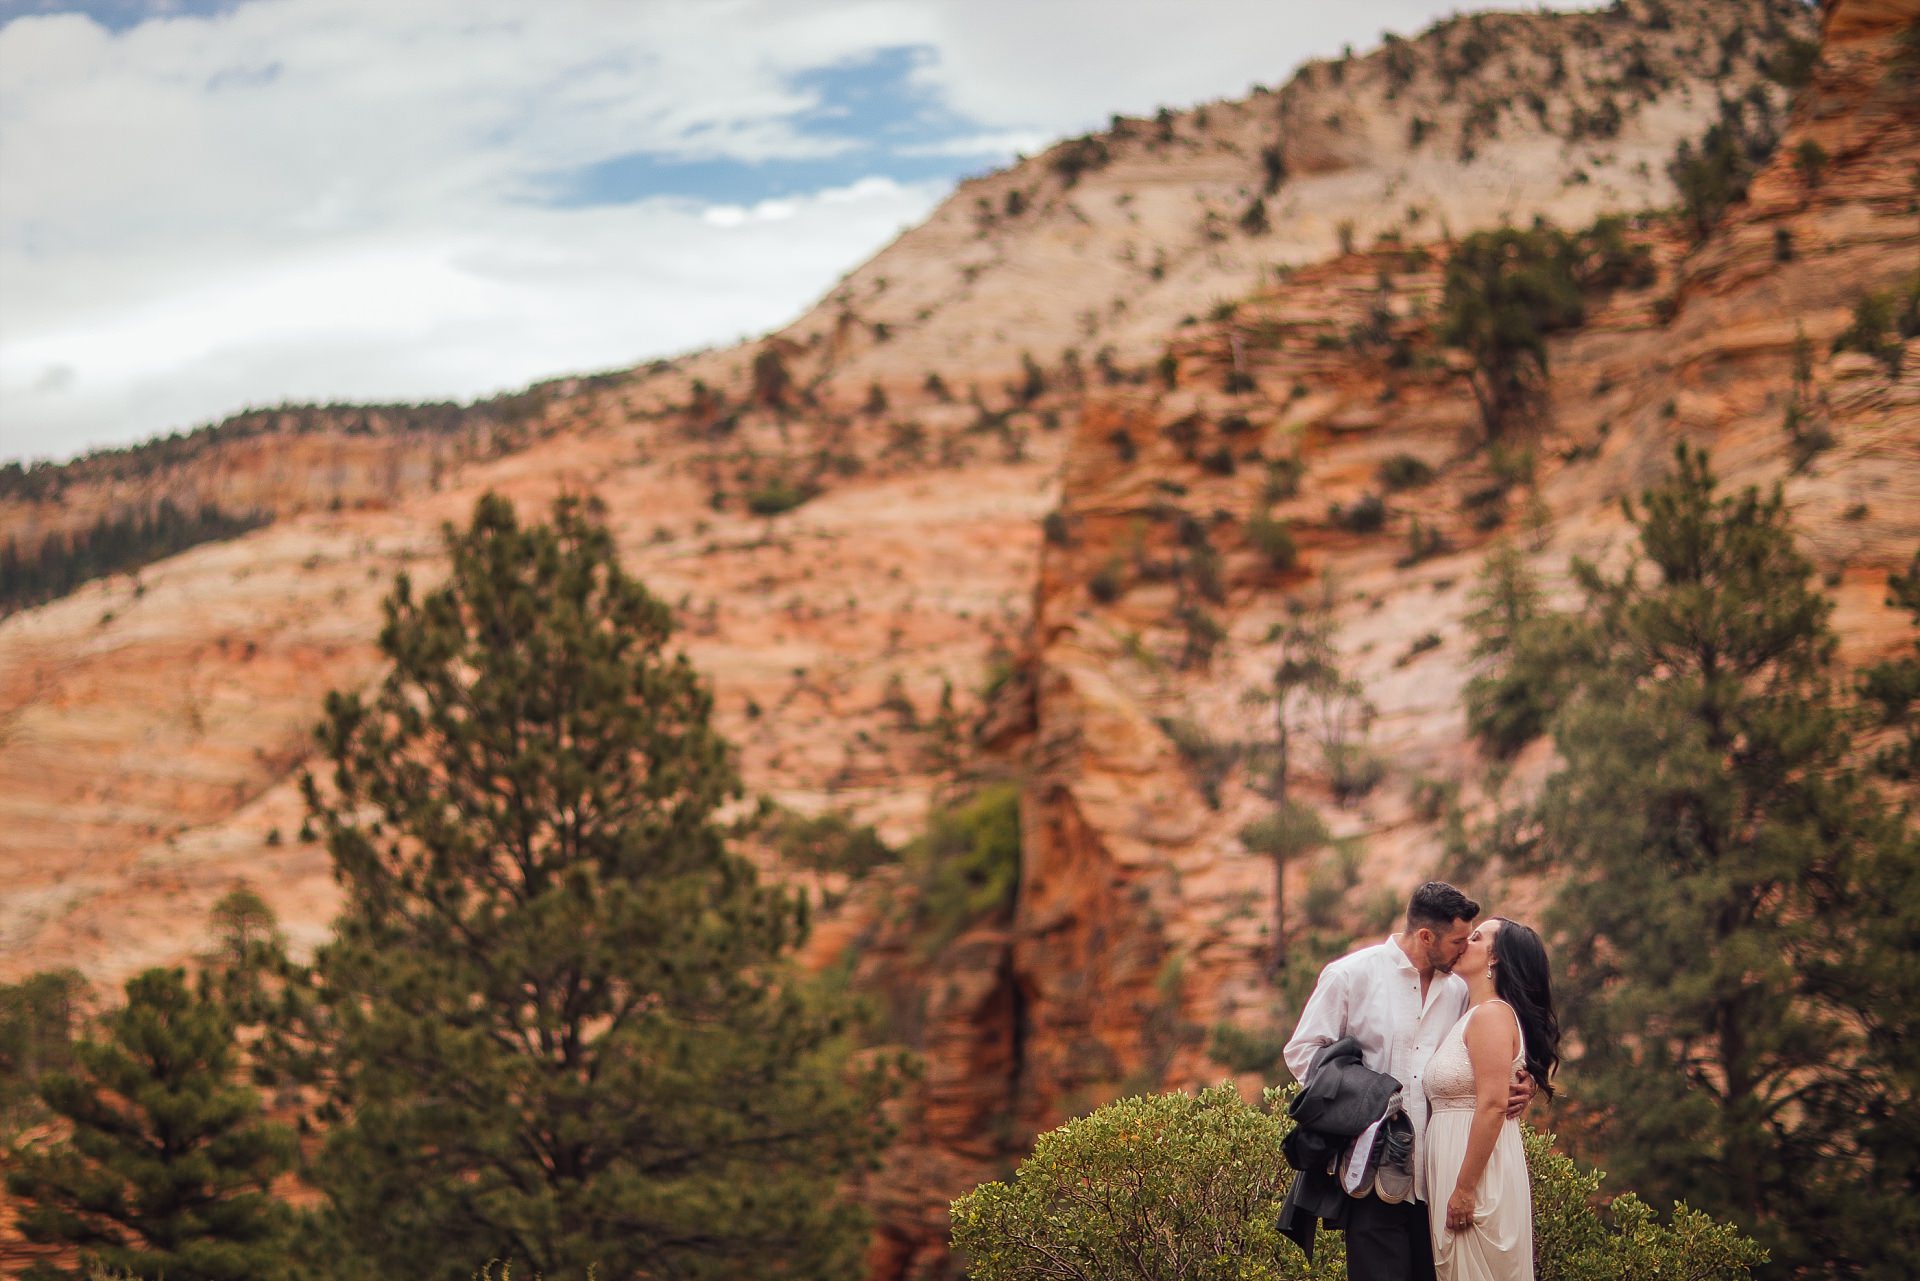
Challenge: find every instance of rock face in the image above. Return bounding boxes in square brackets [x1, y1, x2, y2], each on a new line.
[5, 1, 1917, 1277]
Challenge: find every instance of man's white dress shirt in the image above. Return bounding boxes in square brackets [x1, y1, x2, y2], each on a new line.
[1283, 934, 1469, 1205]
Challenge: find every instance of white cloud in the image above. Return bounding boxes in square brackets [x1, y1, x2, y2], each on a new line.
[1, 179, 946, 458]
[0, 0, 1591, 464]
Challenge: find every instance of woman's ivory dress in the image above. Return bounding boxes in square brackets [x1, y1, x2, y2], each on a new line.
[1423, 1001, 1533, 1281]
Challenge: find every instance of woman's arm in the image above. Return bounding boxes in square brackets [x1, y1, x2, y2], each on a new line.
[1445, 1003, 1520, 1233]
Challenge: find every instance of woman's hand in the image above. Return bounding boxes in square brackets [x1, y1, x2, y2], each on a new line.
[1446, 1184, 1477, 1234]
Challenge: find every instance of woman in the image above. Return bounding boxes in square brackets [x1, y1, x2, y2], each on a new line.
[1423, 917, 1561, 1280]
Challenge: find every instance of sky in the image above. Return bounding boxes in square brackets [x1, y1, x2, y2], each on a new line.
[0, 0, 1591, 466]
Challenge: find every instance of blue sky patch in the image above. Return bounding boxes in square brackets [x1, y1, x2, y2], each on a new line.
[0, 0, 248, 32]
[547, 44, 1011, 208]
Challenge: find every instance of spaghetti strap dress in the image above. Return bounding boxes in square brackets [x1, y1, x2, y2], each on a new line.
[1423, 1000, 1532, 1281]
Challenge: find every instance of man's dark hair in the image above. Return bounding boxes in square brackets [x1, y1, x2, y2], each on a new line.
[1406, 881, 1480, 932]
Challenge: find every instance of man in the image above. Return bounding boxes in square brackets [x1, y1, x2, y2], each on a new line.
[1284, 881, 1533, 1281]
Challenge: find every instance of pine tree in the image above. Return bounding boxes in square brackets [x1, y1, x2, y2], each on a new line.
[1239, 584, 1341, 970]
[1509, 448, 1917, 1277]
[0, 968, 86, 1136]
[296, 492, 898, 1281]
[1439, 225, 1585, 438]
[4, 968, 295, 1281]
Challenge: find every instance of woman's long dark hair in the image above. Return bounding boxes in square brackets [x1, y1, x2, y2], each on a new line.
[1490, 918, 1560, 1099]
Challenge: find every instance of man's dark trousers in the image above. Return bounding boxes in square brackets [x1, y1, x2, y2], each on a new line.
[1344, 1193, 1436, 1281]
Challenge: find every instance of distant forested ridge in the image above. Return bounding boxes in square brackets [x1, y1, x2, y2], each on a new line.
[0, 499, 270, 617]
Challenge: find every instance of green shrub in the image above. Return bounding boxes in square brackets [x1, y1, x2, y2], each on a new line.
[1325, 742, 1387, 805]
[1376, 453, 1435, 491]
[1050, 135, 1111, 187]
[1239, 800, 1330, 865]
[0, 970, 85, 1137]
[1208, 1023, 1291, 1075]
[950, 1086, 1765, 1281]
[1264, 457, 1305, 503]
[1240, 197, 1271, 236]
[1247, 514, 1298, 572]
[908, 783, 1022, 955]
[1161, 716, 1238, 809]
[1396, 518, 1450, 568]
[1793, 138, 1828, 187]
[1439, 225, 1586, 437]
[1328, 493, 1387, 534]
[1833, 286, 1909, 376]
[950, 1085, 1312, 1281]
[743, 475, 815, 517]
[1667, 93, 1781, 242]
[769, 808, 895, 877]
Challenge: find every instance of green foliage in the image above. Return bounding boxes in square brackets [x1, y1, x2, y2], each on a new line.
[1859, 551, 1920, 781]
[1240, 197, 1270, 236]
[1521, 448, 1920, 1277]
[950, 1085, 1315, 1281]
[1239, 801, 1330, 866]
[0, 968, 86, 1136]
[1017, 352, 1048, 404]
[1207, 1023, 1292, 1076]
[1524, 1127, 1766, 1281]
[1161, 716, 1239, 810]
[1764, 36, 1820, 89]
[1395, 517, 1450, 568]
[294, 493, 899, 1281]
[1263, 456, 1305, 504]
[1668, 93, 1782, 242]
[1247, 514, 1298, 573]
[1462, 543, 1586, 757]
[949, 1085, 1765, 1281]
[1439, 224, 1587, 438]
[1327, 493, 1386, 534]
[1569, 214, 1657, 292]
[1049, 135, 1111, 187]
[750, 344, 791, 408]
[905, 783, 1022, 955]
[767, 807, 896, 877]
[1259, 145, 1287, 194]
[743, 474, 817, 517]
[1375, 453, 1435, 492]
[5, 968, 296, 1281]
[1832, 285, 1911, 377]
[1792, 138, 1828, 187]
[1241, 584, 1376, 962]
[1, 499, 270, 618]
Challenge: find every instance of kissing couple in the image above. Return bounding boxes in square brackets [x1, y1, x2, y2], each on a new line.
[1277, 881, 1561, 1281]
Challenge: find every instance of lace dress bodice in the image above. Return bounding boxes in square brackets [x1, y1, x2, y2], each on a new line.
[1425, 1001, 1524, 1114]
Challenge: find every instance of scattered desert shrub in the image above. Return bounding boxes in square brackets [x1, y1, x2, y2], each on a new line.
[1668, 90, 1782, 242]
[1376, 453, 1436, 492]
[1833, 282, 1916, 376]
[768, 808, 895, 878]
[906, 783, 1021, 956]
[1263, 456, 1305, 503]
[1247, 514, 1298, 573]
[1160, 716, 1238, 809]
[1328, 493, 1387, 534]
[743, 476, 815, 517]
[1049, 135, 1111, 187]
